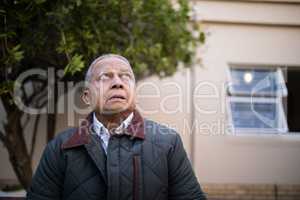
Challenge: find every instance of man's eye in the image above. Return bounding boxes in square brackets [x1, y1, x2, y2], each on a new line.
[120, 73, 131, 80]
[99, 74, 110, 81]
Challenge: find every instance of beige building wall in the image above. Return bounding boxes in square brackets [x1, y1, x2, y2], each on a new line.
[194, 0, 300, 184]
[193, 23, 300, 184]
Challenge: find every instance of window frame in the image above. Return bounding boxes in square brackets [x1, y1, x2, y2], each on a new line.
[226, 66, 288, 135]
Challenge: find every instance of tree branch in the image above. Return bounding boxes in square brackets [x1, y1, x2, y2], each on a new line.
[22, 113, 30, 128]
[24, 80, 47, 106]
[35, 90, 47, 108]
[0, 130, 5, 143]
[30, 114, 40, 160]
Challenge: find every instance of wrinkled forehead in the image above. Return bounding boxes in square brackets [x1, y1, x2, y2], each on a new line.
[93, 57, 132, 73]
[86, 55, 135, 82]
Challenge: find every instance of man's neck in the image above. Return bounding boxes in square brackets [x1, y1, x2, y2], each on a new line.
[95, 109, 133, 131]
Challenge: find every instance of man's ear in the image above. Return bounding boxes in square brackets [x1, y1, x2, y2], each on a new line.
[81, 88, 90, 105]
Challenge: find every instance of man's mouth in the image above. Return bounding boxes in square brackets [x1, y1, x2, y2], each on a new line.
[108, 95, 126, 101]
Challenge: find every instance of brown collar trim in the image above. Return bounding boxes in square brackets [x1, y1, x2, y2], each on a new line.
[61, 109, 145, 150]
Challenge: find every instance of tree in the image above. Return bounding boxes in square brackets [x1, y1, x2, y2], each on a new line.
[0, 0, 204, 189]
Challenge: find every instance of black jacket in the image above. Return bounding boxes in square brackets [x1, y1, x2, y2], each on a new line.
[27, 110, 206, 200]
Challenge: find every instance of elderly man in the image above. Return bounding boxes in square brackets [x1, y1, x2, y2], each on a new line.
[27, 54, 206, 200]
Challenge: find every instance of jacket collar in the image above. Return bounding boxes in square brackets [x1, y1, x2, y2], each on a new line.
[61, 109, 145, 150]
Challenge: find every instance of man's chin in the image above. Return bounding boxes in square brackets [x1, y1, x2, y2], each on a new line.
[95, 101, 135, 115]
[101, 106, 129, 115]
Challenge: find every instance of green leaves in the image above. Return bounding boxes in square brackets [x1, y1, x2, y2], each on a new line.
[3, 45, 24, 66]
[0, 81, 14, 96]
[199, 32, 206, 44]
[1, 0, 204, 80]
[34, 0, 47, 4]
[64, 54, 85, 76]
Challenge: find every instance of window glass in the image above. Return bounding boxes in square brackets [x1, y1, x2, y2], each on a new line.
[230, 101, 278, 129]
[229, 68, 278, 96]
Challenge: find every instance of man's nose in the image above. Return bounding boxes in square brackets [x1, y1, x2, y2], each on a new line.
[111, 75, 124, 89]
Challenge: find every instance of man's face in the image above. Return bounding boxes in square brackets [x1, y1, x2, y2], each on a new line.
[85, 57, 136, 114]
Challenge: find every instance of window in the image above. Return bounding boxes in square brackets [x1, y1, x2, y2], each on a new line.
[227, 67, 288, 134]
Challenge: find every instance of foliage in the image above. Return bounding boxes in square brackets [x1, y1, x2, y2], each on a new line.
[1, 0, 203, 85]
